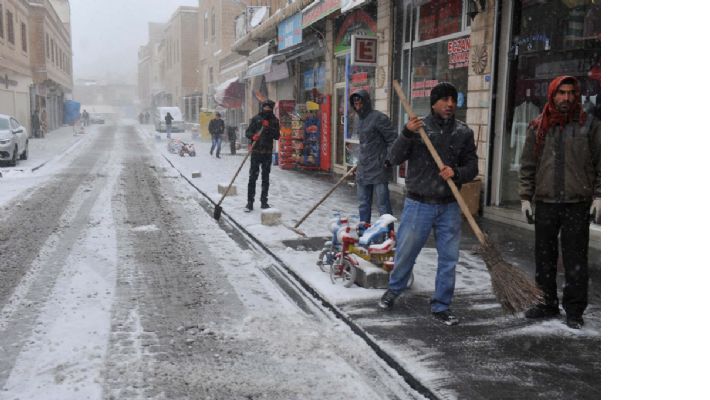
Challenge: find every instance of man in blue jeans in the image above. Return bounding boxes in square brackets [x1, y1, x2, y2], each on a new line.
[349, 89, 397, 226]
[208, 112, 225, 158]
[379, 82, 478, 326]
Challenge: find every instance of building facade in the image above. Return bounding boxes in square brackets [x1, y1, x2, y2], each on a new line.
[160, 7, 199, 111]
[0, 0, 32, 129]
[28, 0, 72, 132]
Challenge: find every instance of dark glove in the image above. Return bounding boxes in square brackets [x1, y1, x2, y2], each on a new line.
[384, 160, 392, 168]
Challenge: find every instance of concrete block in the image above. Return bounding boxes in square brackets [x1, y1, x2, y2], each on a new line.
[352, 258, 390, 289]
[217, 184, 236, 196]
[191, 171, 201, 178]
[261, 208, 281, 226]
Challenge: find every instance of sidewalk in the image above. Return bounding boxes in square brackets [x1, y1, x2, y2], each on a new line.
[143, 123, 602, 399]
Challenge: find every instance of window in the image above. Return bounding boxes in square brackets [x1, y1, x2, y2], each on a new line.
[208, 66, 213, 84]
[203, 12, 208, 42]
[20, 22, 26, 52]
[0, 5, 4, 39]
[45, 34, 49, 57]
[211, 9, 216, 40]
[6, 11, 14, 45]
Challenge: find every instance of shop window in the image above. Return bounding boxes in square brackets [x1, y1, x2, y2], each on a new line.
[417, 0, 464, 42]
[497, 0, 601, 207]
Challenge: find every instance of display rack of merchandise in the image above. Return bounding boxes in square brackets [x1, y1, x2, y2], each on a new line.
[300, 111, 321, 170]
[277, 100, 297, 169]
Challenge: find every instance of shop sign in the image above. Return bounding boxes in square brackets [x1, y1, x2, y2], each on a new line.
[302, 0, 340, 28]
[278, 13, 302, 51]
[335, 9, 377, 54]
[418, 0, 462, 42]
[320, 95, 332, 171]
[350, 35, 377, 67]
[411, 79, 439, 98]
[447, 37, 469, 69]
[341, 0, 367, 13]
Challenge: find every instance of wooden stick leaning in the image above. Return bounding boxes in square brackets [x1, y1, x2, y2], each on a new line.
[292, 165, 357, 232]
[213, 145, 253, 220]
[392, 80, 541, 313]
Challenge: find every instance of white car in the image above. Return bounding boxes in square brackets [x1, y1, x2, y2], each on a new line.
[0, 114, 29, 166]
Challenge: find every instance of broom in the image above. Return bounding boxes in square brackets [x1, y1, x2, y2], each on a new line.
[392, 81, 541, 313]
[213, 145, 253, 220]
[291, 165, 357, 236]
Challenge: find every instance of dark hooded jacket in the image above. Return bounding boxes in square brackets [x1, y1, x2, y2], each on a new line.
[348, 90, 397, 184]
[388, 113, 478, 204]
[246, 100, 280, 154]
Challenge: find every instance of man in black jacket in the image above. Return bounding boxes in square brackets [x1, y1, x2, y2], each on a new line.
[245, 100, 280, 211]
[349, 90, 397, 225]
[378, 82, 478, 326]
[208, 112, 225, 158]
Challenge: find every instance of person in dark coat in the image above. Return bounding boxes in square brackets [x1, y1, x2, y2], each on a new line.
[348, 90, 398, 226]
[227, 125, 237, 155]
[378, 82, 478, 326]
[31, 110, 41, 138]
[165, 112, 174, 138]
[244, 99, 280, 211]
[519, 75, 601, 329]
[208, 112, 225, 158]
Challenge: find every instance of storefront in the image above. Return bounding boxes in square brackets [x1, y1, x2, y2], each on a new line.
[332, 2, 378, 169]
[490, 0, 601, 210]
[391, 0, 474, 184]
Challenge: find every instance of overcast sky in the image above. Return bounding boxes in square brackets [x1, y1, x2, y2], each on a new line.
[71, 0, 198, 84]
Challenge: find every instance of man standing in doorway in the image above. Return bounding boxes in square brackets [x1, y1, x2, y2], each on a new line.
[165, 112, 174, 139]
[31, 110, 40, 138]
[208, 112, 225, 158]
[244, 99, 280, 211]
[519, 75, 601, 329]
[348, 89, 398, 227]
[378, 82, 478, 326]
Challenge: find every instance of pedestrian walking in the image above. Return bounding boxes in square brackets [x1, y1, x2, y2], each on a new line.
[208, 112, 225, 158]
[378, 82, 478, 326]
[165, 112, 174, 139]
[31, 110, 40, 138]
[348, 90, 398, 227]
[227, 126, 237, 155]
[244, 100, 280, 211]
[519, 75, 601, 330]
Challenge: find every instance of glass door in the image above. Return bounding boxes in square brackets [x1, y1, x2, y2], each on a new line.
[334, 84, 345, 167]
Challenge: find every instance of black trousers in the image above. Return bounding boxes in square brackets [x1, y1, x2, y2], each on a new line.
[247, 153, 272, 204]
[534, 201, 590, 317]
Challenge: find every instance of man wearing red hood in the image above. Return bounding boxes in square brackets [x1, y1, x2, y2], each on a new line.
[519, 75, 601, 329]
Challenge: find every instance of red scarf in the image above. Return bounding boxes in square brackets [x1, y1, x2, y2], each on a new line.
[530, 75, 587, 155]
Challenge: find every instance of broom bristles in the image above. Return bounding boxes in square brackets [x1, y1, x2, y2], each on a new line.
[479, 241, 543, 313]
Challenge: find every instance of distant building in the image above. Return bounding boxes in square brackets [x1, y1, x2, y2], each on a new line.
[159, 7, 199, 116]
[0, 0, 33, 129]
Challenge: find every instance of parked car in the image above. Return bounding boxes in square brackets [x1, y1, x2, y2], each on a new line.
[0, 114, 29, 166]
[90, 114, 106, 124]
[154, 107, 185, 132]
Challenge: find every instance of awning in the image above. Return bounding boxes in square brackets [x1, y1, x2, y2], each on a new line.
[213, 77, 245, 109]
[244, 54, 287, 79]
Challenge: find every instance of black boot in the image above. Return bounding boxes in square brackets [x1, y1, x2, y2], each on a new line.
[244, 202, 253, 212]
[260, 202, 270, 209]
[524, 304, 560, 319]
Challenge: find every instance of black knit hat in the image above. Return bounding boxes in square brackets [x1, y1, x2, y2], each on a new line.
[430, 82, 458, 106]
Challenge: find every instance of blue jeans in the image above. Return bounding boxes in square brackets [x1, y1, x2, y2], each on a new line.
[388, 198, 462, 312]
[357, 182, 392, 224]
[166, 124, 172, 138]
[210, 134, 222, 156]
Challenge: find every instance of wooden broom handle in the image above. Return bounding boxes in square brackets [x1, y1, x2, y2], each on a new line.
[294, 165, 357, 229]
[392, 81, 488, 246]
[217, 146, 253, 207]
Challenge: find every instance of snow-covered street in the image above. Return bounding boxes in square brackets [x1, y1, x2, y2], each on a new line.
[0, 120, 601, 399]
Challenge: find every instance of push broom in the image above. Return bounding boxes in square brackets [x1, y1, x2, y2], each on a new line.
[213, 145, 253, 220]
[392, 81, 541, 313]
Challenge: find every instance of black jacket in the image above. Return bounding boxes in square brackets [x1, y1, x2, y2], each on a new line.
[388, 113, 478, 203]
[246, 102, 280, 154]
[208, 118, 225, 136]
[349, 90, 397, 184]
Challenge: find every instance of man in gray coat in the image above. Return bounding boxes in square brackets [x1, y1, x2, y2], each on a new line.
[349, 90, 398, 225]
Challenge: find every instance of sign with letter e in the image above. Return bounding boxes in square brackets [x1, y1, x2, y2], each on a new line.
[351, 35, 377, 66]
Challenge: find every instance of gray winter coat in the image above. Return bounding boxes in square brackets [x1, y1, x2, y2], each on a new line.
[388, 113, 478, 203]
[349, 90, 397, 184]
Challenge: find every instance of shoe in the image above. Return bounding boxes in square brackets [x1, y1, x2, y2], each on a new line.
[378, 289, 399, 309]
[216, 154, 220, 158]
[260, 202, 270, 209]
[524, 305, 560, 319]
[566, 315, 584, 329]
[244, 202, 253, 212]
[432, 310, 459, 326]
[210, 150, 213, 155]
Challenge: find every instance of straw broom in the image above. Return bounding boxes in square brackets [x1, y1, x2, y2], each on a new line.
[392, 81, 541, 313]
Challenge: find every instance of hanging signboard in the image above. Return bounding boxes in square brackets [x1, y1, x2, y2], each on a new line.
[350, 35, 377, 67]
[278, 13, 302, 51]
[302, 0, 340, 28]
[334, 8, 377, 54]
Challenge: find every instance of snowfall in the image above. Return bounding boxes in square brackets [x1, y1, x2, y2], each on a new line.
[0, 120, 600, 399]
